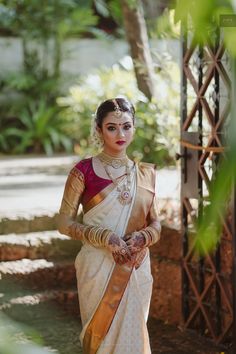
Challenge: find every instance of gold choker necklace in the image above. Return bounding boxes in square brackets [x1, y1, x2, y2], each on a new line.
[97, 152, 128, 169]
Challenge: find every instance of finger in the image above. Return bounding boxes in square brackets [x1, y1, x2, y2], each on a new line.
[118, 248, 132, 262]
[128, 245, 139, 254]
[123, 234, 132, 242]
[125, 239, 134, 247]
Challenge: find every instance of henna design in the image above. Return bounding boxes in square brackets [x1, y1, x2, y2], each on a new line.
[68, 222, 85, 240]
[107, 233, 132, 263]
[108, 233, 122, 247]
[124, 231, 146, 254]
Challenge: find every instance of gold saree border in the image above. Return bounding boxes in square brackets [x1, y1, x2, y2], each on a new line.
[83, 263, 134, 354]
[83, 183, 116, 213]
[82, 162, 156, 354]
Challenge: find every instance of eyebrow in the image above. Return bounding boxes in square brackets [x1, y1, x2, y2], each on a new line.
[105, 121, 132, 126]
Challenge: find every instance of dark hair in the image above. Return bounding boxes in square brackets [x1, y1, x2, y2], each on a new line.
[95, 97, 135, 128]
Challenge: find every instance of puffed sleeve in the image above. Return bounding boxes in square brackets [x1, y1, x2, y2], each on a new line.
[57, 166, 85, 236]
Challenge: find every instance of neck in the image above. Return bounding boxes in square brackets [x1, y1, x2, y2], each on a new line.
[102, 147, 127, 158]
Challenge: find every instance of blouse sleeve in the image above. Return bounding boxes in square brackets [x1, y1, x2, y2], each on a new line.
[146, 170, 161, 243]
[57, 166, 85, 236]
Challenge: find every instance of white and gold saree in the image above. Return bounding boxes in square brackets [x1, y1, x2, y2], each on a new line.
[58, 161, 160, 354]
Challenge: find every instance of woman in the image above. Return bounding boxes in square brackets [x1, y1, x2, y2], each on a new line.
[58, 98, 161, 354]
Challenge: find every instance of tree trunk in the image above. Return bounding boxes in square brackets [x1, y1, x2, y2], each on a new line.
[120, 0, 156, 100]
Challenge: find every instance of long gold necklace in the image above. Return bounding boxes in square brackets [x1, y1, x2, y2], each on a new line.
[104, 164, 133, 205]
[98, 153, 133, 205]
[97, 151, 128, 169]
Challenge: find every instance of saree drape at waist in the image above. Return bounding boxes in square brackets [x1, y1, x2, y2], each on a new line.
[74, 164, 155, 354]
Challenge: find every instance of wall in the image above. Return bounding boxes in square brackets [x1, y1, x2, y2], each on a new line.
[0, 37, 180, 77]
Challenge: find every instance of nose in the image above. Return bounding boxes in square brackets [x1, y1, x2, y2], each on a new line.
[117, 127, 125, 137]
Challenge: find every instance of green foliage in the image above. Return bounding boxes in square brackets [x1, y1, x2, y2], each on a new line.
[57, 59, 180, 166]
[10, 99, 72, 155]
[0, 313, 53, 354]
[0, 0, 101, 155]
[195, 155, 235, 254]
[150, 8, 180, 39]
[174, 0, 236, 54]
[0, 1, 97, 39]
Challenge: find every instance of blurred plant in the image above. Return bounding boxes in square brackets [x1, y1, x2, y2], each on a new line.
[57, 57, 180, 166]
[0, 1, 100, 155]
[0, 313, 54, 354]
[149, 8, 180, 39]
[9, 99, 72, 155]
[0, 1, 98, 77]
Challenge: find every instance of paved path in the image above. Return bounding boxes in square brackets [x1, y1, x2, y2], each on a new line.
[0, 155, 180, 218]
[1, 299, 227, 354]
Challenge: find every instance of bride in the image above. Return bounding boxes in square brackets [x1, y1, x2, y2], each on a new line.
[58, 97, 161, 354]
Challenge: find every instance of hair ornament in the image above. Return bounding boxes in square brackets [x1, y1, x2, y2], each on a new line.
[113, 99, 122, 118]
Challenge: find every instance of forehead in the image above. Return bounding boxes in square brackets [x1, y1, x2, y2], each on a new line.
[102, 112, 133, 125]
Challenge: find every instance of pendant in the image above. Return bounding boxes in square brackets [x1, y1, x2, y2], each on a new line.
[117, 186, 132, 205]
[111, 159, 122, 169]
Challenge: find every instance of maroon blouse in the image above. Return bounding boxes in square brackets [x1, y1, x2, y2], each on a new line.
[75, 158, 112, 206]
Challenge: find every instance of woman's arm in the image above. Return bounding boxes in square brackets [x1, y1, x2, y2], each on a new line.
[57, 165, 131, 263]
[123, 170, 161, 253]
[58, 166, 113, 246]
[57, 166, 85, 237]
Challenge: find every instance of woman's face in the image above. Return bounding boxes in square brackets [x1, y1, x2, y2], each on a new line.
[97, 112, 134, 155]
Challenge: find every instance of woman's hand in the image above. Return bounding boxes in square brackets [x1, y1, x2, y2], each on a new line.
[107, 233, 132, 265]
[123, 231, 147, 254]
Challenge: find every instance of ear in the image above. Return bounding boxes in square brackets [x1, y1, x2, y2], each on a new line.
[96, 125, 102, 136]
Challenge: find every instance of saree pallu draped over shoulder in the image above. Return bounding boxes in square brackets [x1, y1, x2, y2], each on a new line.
[74, 162, 157, 354]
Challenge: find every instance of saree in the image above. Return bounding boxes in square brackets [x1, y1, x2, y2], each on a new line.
[74, 162, 157, 354]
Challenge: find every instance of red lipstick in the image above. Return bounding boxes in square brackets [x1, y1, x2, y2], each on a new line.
[116, 140, 126, 145]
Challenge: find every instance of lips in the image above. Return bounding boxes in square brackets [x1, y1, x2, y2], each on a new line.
[116, 141, 126, 145]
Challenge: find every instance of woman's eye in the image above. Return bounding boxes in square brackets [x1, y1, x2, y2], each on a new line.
[107, 126, 116, 131]
[124, 125, 132, 130]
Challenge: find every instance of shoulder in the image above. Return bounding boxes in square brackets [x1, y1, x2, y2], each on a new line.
[69, 157, 92, 182]
[137, 161, 157, 177]
[138, 161, 157, 170]
[136, 161, 157, 192]
[75, 157, 92, 173]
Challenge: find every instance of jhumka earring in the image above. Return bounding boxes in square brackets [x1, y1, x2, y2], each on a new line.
[112, 99, 122, 118]
[90, 115, 104, 148]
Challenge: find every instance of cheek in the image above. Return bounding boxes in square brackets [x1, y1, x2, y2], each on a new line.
[103, 130, 115, 141]
[126, 129, 134, 139]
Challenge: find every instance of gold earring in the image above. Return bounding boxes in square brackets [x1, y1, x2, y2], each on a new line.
[99, 134, 104, 145]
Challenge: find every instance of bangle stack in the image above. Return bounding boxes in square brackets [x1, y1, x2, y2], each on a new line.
[141, 225, 161, 246]
[83, 225, 113, 247]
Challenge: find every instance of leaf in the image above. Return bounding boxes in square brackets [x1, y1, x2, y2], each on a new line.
[94, 0, 110, 17]
[43, 138, 54, 156]
[59, 135, 73, 152]
[48, 128, 61, 148]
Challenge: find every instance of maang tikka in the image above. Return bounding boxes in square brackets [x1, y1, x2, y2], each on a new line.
[113, 99, 122, 118]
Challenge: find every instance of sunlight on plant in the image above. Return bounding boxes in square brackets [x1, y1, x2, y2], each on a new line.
[151, 9, 181, 39]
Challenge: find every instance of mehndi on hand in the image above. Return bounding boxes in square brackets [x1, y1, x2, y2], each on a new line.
[123, 231, 148, 254]
[107, 233, 132, 265]
[124, 221, 161, 255]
